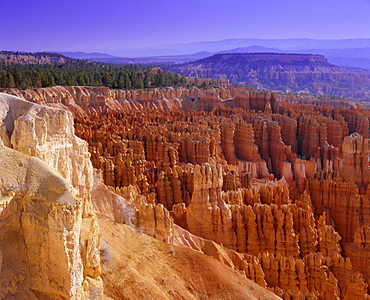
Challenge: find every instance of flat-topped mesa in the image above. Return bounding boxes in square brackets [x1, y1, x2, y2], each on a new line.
[213, 53, 328, 63]
[167, 53, 370, 99]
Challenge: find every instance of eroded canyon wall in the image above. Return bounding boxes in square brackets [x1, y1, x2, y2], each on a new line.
[4, 86, 370, 299]
[0, 93, 102, 299]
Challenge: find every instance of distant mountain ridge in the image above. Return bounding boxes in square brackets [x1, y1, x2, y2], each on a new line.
[218, 45, 283, 54]
[167, 52, 370, 99]
[75, 43, 370, 70]
[45, 39, 370, 70]
[209, 52, 328, 63]
[101, 38, 370, 70]
[55, 51, 118, 59]
[88, 51, 213, 65]
[109, 38, 370, 57]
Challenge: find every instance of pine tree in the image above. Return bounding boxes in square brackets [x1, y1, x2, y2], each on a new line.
[124, 73, 131, 89]
[7, 73, 16, 88]
[180, 76, 187, 86]
[0, 70, 7, 88]
[201, 81, 208, 88]
[117, 75, 125, 89]
[143, 72, 150, 87]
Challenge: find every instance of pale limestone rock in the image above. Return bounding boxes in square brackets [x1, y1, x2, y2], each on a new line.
[0, 93, 93, 203]
[0, 145, 84, 298]
[0, 93, 103, 299]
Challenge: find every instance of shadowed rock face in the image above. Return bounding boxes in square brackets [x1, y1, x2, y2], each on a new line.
[4, 86, 370, 299]
[167, 53, 370, 99]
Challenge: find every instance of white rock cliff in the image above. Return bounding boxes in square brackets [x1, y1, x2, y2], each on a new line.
[0, 93, 102, 299]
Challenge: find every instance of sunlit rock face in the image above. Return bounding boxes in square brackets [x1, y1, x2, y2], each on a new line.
[0, 93, 102, 299]
[4, 86, 370, 299]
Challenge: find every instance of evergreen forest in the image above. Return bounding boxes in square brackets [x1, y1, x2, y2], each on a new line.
[0, 58, 188, 89]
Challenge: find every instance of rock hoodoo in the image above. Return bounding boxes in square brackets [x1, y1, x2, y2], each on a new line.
[3, 85, 370, 299]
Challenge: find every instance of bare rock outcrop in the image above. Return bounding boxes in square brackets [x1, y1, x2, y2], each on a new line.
[340, 132, 370, 187]
[5, 86, 370, 299]
[0, 93, 102, 299]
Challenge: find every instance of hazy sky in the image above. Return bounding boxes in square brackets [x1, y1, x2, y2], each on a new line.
[1, 0, 370, 53]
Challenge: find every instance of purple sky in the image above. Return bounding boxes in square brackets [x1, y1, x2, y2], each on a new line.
[1, 0, 370, 53]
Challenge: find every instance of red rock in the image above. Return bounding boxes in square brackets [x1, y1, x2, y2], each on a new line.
[5, 86, 370, 298]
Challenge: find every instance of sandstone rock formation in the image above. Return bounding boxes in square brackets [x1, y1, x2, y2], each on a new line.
[0, 93, 101, 299]
[0, 91, 284, 299]
[4, 85, 370, 299]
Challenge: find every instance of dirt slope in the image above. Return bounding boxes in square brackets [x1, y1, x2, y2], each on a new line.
[95, 214, 280, 300]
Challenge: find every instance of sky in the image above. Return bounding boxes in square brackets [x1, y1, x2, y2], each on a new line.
[1, 0, 370, 53]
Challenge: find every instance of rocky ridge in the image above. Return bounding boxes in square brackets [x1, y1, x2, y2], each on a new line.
[0, 90, 282, 299]
[0, 93, 101, 299]
[4, 85, 370, 299]
[0, 51, 73, 65]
